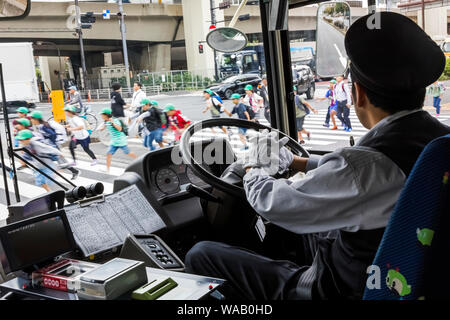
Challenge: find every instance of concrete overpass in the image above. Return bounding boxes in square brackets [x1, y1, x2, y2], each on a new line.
[0, 1, 185, 77]
[0, 0, 369, 90]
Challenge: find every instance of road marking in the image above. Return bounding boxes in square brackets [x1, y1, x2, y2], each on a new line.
[334, 43, 347, 68]
[0, 174, 50, 198]
[0, 203, 8, 221]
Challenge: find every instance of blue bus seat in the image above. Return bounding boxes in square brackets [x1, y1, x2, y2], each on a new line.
[363, 134, 450, 300]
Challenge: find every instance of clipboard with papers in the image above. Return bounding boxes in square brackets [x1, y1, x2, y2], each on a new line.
[64, 185, 166, 257]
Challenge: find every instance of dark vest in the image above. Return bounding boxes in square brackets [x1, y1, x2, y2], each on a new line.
[314, 110, 450, 299]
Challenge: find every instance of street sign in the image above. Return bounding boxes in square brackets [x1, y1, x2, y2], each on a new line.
[81, 12, 96, 29]
[103, 9, 111, 20]
[219, 1, 231, 10]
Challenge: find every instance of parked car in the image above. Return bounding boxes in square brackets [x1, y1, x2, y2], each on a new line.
[0, 100, 37, 114]
[292, 65, 315, 99]
[208, 74, 262, 100]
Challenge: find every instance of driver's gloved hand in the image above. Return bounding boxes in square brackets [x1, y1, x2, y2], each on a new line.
[243, 129, 293, 175]
[279, 146, 294, 174]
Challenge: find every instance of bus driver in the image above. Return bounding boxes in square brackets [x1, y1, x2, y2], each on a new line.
[184, 12, 450, 300]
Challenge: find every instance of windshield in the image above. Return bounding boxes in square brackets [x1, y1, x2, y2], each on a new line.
[220, 54, 237, 67]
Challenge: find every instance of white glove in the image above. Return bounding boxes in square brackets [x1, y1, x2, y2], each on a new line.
[279, 146, 294, 174]
[243, 129, 293, 175]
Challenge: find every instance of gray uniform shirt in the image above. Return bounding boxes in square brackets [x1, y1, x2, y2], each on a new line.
[242, 111, 422, 234]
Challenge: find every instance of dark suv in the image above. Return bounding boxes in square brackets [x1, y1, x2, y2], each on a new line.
[292, 65, 315, 99]
[208, 74, 262, 100]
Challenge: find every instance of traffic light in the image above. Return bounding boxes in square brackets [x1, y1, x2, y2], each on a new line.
[81, 12, 96, 29]
[199, 44, 204, 54]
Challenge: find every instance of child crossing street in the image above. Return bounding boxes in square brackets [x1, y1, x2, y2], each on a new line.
[135, 99, 167, 151]
[224, 93, 252, 150]
[98, 108, 137, 173]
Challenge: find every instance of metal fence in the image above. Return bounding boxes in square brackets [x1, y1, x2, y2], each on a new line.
[39, 69, 217, 102]
[39, 86, 161, 103]
[84, 69, 216, 91]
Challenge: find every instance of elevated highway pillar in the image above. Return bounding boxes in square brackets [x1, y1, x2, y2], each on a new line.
[182, 0, 223, 79]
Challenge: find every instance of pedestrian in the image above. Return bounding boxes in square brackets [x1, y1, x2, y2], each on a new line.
[65, 86, 85, 113]
[223, 93, 251, 150]
[30, 111, 80, 180]
[64, 105, 97, 166]
[202, 89, 228, 135]
[259, 75, 271, 123]
[12, 107, 32, 128]
[294, 85, 317, 144]
[427, 80, 445, 116]
[110, 82, 130, 124]
[130, 81, 146, 113]
[13, 118, 31, 170]
[135, 98, 166, 151]
[98, 108, 137, 173]
[242, 84, 264, 120]
[16, 129, 63, 192]
[164, 104, 191, 143]
[335, 75, 353, 132]
[317, 80, 338, 130]
[14, 118, 31, 133]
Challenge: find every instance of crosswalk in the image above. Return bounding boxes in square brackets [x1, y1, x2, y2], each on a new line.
[1, 108, 449, 221]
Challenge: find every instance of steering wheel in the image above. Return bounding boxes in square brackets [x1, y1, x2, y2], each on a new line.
[180, 118, 310, 198]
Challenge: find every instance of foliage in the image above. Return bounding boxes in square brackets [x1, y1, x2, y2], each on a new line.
[439, 58, 450, 80]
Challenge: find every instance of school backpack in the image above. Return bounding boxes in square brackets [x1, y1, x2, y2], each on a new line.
[48, 119, 68, 144]
[117, 119, 129, 136]
[244, 104, 256, 120]
[40, 124, 58, 145]
[211, 97, 224, 114]
[295, 95, 310, 115]
[213, 94, 223, 104]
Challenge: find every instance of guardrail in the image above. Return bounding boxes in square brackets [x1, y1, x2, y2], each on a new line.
[39, 86, 161, 103]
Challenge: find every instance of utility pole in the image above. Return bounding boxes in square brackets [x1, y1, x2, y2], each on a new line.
[421, 0, 425, 30]
[210, 0, 219, 81]
[75, 0, 87, 90]
[118, 0, 131, 90]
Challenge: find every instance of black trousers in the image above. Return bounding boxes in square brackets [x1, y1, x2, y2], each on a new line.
[69, 139, 96, 161]
[324, 106, 331, 124]
[185, 241, 306, 300]
[336, 100, 352, 129]
[264, 106, 271, 123]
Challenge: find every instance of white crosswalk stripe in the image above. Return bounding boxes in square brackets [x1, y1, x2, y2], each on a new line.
[0, 203, 8, 222]
[0, 159, 124, 220]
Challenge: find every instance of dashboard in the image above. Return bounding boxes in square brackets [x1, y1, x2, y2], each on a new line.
[139, 147, 211, 203]
[149, 163, 209, 200]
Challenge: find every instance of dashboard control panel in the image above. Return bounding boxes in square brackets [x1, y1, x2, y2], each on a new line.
[120, 234, 184, 271]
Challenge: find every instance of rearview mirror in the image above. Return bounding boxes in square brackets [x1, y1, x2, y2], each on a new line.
[206, 27, 249, 53]
[0, 0, 30, 19]
[315, 1, 351, 78]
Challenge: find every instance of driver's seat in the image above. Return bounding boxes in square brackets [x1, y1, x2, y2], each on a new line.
[363, 134, 450, 300]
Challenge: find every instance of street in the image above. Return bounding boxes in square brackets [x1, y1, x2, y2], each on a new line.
[1, 84, 450, 221]
[316, 18, 348, 77]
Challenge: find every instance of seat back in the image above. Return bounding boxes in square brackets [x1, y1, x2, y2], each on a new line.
[363, 134, 450, 300]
